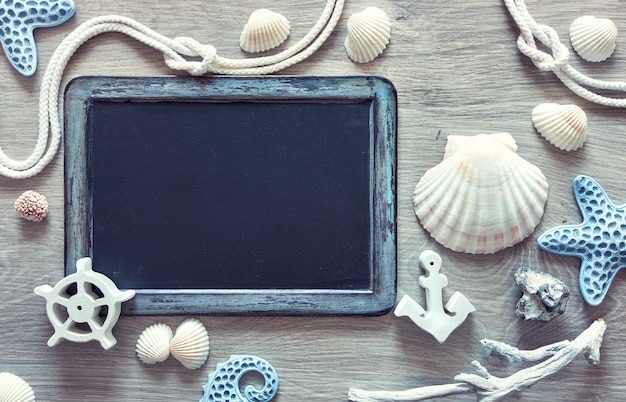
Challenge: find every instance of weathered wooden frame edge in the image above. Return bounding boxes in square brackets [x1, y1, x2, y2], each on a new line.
[64, 75, 397, 316]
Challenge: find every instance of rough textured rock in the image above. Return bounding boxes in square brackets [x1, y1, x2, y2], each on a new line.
[514, 266, 570, 321]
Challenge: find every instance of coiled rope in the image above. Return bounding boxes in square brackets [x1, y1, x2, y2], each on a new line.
[0, 0, 344, 179]
[504, 0, 626, 108]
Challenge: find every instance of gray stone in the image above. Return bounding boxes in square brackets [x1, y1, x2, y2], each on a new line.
[514, 266, 569, 321]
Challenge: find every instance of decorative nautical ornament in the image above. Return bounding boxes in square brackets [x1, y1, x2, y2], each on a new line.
[240, 9, 290, 53]
[570, 15, 617, 62]
[34, 257, 135, 349]
[394, 250, 475, 343]
[169, 318, 209, 370]
[413, 133, 548, 254]
[201, 355, 279, 402]
[0, 372, 35, 402]
[344, 7, 391, 63]
[538, 175, 626, 306]
[0, 0, 76, 76]
[532, 103, 587, 151]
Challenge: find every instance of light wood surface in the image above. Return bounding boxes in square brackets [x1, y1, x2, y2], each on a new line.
[1, 0, 625, 400]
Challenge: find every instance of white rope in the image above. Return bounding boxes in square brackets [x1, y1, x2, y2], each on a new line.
[504, 0, 626, 107]
[0, 0, 344, 179]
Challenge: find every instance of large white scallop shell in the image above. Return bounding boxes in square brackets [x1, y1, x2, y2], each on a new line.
[136, 323, 174, 365]
[570, 15, 617, 62]
[344, 7, 391, 63]
[170, 318, 210, 370]
[0, 372, 35, 402]
[240, 9, 290, 53]
[413, 133, 549, 255]
[532, 103, 587, 151]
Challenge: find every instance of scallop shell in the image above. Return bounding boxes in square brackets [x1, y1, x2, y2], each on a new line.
[136, 323, 174, 365]
[570, 15, 617, 62]
[0, 372, 35, 402]
[170, 318, 210, 370]
[532, 103, 587, 151]
[344, 7, 391, 63]
[413, 133, 548, 254]
[240, 9, 290, 53]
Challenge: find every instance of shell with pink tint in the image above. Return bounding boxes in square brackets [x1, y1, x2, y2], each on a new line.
[413, 133, 549, 254]
[532, 103, 587, 151]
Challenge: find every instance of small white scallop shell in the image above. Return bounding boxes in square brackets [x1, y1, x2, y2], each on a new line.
[0, 372, 35, 402]
[170, 318, 210, 370]
[413, 133, 549, 255]
[136, 323, 174, 365]
[532, 103, 587, 151]
[344, 7, 391, 63]
[570, 15, 617, 62]
[240, 9, 290, 53]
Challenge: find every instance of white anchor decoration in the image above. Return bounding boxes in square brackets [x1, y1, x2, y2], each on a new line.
[394, 250, 475, 343]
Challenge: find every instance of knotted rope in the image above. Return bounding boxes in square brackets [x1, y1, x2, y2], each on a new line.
[0, 0, 344, 179]
[504, 0, 626, 108]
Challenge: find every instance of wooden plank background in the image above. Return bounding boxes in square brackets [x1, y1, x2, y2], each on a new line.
[0, 0, 625, 400]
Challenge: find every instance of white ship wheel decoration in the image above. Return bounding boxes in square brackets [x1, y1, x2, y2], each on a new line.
[35, 257, 135, 350]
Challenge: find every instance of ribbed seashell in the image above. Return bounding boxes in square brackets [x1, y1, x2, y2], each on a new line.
[170, 318, 210, 370]
[0, 372, 35, 402]
[570, 15, 617, 62]
[344, 7, 391, 63]
[413, 133, 549, 254]
[135, 323, 174, 365]
[240, 9, 290, 53]
[532, 103, 587, 151]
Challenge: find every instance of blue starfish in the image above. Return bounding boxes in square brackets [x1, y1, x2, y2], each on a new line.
[538, 175, 626, 306]
[0, 0, 75, 76]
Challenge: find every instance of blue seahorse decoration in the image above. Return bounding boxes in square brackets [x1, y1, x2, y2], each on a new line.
[200, 355, 278, 402]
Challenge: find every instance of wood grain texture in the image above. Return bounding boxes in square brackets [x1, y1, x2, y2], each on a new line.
[1, 0, 625, 400]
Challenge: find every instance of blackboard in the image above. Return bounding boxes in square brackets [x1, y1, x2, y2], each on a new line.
[64, 76, 397, 315]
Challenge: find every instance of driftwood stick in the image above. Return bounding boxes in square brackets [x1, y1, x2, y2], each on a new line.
[456, 318, 606, 402]
[348, 319, 607, 402]
[480, 339, 570, 363]
[347, 383, 474, 402]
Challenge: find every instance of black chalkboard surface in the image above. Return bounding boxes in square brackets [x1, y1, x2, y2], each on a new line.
[64, 76, 397, 315]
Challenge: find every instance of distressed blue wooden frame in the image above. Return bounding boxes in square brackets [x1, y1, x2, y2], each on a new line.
[64, 76, 397, 315]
